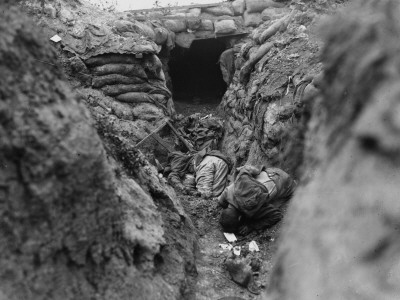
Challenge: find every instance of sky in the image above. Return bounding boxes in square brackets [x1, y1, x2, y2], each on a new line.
[88, 0, 222, 11]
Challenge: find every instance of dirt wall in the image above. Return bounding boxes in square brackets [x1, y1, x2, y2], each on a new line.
[219, 3, 328, 177]
[267, 1, 400, 299]
[0, 4, 196, 299]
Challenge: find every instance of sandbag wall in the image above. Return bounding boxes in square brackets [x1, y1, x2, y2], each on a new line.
[219, 4, 332, 177]
[126, 0, 294, 49]
[84, 53, 173, 115]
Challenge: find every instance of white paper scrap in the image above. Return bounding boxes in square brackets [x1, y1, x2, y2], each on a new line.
[249, 240, 260, 252]
[223, 232, 237, 243]
[219, 243, 233, 251]
[50, 35, 62, 43]
[233, 246, 241, 256]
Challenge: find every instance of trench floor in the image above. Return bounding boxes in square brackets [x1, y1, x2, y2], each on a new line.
[173, 101, 285, 299]
[179, 193, 286, 300]
[174, 99, 221, 117]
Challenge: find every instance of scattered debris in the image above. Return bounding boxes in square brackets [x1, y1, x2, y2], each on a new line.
[50, 34, 62, 42]
[248, 241, 260, 252]
[224, 232, 237, 243]
[233, 246, 241, 256]
[219, 243, 233, 251]
[225, 258, 253, 287]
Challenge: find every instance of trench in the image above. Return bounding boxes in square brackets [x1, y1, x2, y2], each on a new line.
[161, 37, 283, 299]
[168, 38, 228, 116]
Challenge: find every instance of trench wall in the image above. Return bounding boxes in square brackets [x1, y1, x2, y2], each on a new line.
[219, 1, 339, 177]
[267, 0, 400, 299]
[1, 2, 198, 299]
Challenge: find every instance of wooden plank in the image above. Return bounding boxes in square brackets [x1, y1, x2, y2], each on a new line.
[165, 120, 194, 152]
[127, 2, 225, 13]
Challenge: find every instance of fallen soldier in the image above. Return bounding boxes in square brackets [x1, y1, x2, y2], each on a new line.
[218, 165, 296, 235]
[165, 148, 231, 198]
[194, 150, 231, 198]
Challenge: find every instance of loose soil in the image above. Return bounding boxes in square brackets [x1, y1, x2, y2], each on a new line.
[168, 104, 287, 299]
[178, 193, 288, 300]
[174, 99, 222, 117]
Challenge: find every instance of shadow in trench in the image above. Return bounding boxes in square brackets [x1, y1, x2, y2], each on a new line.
[169, 38, 227, 106]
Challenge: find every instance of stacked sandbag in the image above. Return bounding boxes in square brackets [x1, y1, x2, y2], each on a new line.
[203, 3, 235, 16]
[245, 0, 286, 13]
[219, 48, 236, 84]
[163, 19, 187, 33]
[113, 19, 155, 41]
[232, 0, 246, 15]
[215, 19, 237, 34]
[175, 32, 196, 48]
[261, 7, 286, 21]
[85, 53, 173, 115]
[244, 11, 262, 27]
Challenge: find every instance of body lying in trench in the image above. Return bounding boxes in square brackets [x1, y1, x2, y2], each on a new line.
[165, 150, 296, 235]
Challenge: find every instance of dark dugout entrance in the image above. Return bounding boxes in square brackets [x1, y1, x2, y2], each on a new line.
[169, 38, 227, 105]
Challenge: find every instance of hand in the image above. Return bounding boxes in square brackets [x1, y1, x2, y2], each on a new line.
[238, 225, 252, 236]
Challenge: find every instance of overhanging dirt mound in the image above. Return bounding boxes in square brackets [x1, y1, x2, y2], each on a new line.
[268, 1, 400, 299]
[0, 4, 196, 299]
[22, 0, 178, 162]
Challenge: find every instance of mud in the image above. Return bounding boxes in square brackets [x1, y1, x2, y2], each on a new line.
[180, 193, 288, 299]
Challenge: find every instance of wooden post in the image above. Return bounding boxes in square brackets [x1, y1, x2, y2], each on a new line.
[165, 120, 194, 152]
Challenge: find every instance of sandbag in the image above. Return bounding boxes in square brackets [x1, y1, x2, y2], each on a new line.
[146, 11, 164, 19]
[92, 74, 145, 88]
[239, 42, 273, 84]
[187, 18, 201, 30]
[147, 79, 172, 97]
[116, 92, 165, 104]
[199, 19, 214, 31]
[214, 20, 237, 34]
[245, 0, 286, 13]
[143, 54, 165, 80]
[232, 0, 246, 15]
[195, 31, 215, 39]
[261, 7, 286, 21]
[258, 11, 294, 44]
[85, 54, 140, 67]
[131, 103, 165, 121]
[204, 5, 234, 16]
[187, 8, 201, 17]
[219, 48, 235, 84]
[175, 32, 196, 48]
[163, 19, 187, 33]
[91, 64, 148, 79]
[100, 83, 154, 97]
[113, 20, 155, 40]
[244, 11, 262, 27]
[154, 27, 169, 44]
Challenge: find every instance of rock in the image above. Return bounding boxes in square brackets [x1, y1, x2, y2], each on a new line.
[59, 7, 75, 26]
[44, 4, 57, 18]
[225, 258, 253, 287]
